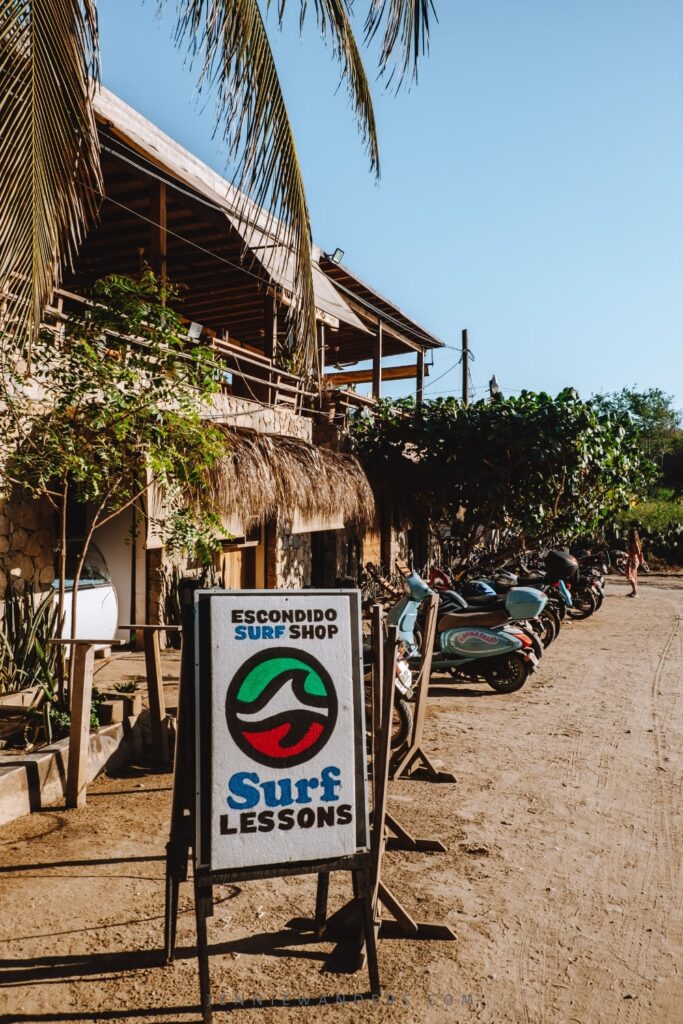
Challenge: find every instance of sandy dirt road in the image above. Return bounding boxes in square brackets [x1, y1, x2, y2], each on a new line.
[0, 577, 681, 1024]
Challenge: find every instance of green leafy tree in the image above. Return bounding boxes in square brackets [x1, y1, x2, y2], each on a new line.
[591, 388, 682, 462]
[1, 270, 225, 690]
[351, 389, 655, 565]
[0, 0, 434, 367]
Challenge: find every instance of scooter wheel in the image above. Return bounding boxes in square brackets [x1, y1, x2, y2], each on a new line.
[392, 698, 413, 750]
[537, 608, 557, 648]
[486, 654, 531, 694]
[567, 585, 598, 620]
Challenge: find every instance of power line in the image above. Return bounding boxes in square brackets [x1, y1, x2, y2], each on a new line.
[421, 361, 460, 394]
[99, 135, 453, 353]
[85, 186, 276, 289]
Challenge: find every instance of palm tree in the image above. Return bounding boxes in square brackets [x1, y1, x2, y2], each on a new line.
[0, 0, 435, 371]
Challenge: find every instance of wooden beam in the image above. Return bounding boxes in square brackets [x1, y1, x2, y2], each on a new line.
[325, 362, 424, 386]
[337, 292, 427, 353]
[372, 321, 383, 400]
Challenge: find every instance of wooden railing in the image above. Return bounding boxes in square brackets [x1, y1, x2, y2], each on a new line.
[212, 338, 318, 415]
[16, 287, 378, 425]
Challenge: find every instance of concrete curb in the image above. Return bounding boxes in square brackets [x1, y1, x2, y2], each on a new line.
[0, 716, 143, 827]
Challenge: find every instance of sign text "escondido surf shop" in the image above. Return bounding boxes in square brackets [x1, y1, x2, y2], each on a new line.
[231, 606, 340, 641]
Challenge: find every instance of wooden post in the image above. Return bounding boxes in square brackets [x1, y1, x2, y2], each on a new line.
[48, 638, 124, 809]
[317, 320, 326, 381]
[391, 595, 456, 784]
[371, 625, 398, 912]
[372, 321, 383, 400]
[371, 604, 384, 807]
[66, 642, 96, 809]
[120, 623, 181, 764]
[368, 625, 456, 941]
[416, 349, 425, 404]
[461, 328, 469, 406]
[264, 292, 278, 362]
[145, 631, 169, 763]
[149, 181, 168, 286]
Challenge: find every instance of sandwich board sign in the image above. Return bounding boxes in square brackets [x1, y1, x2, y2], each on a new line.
[194, 589, 369, 873]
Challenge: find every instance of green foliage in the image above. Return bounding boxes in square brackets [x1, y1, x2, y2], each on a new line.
[113, 680, 139, 694]
[1, 271, 227, 648]
[591, 387, 682, 471]
[617, 491, 683, 534]
[11, 270, 224, 511]
[27, 682, 105, 747]
[165, 504, 224, 567]
[661, 433, 683, 493]
[351, 389, 655, 561]
[610, 489, 683, 564]
[0, 586, 60, 695]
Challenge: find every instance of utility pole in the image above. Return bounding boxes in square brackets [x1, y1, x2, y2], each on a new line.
[461, 329, 469, 406]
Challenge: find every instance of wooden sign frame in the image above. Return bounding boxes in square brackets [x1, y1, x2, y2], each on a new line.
[163, 582, 379, 1024]
[391, 595, 457, 783]
[313, 609, 456, 947]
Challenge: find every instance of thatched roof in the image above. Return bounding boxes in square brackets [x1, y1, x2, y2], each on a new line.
[208, 431, 375, 530]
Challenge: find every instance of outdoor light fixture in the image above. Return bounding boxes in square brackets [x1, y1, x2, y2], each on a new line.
[328, 247, 345, 265]
[187, 322, 203, 340]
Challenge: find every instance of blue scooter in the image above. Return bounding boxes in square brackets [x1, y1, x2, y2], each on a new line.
[387, 564, 547, 693]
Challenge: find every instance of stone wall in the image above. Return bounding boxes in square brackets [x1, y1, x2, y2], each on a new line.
[207, 393, 313, 442]
[0, 495, 55, 597]
[267, 522, 312, 589]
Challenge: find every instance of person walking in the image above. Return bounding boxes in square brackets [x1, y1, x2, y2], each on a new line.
[626, 527, 643, 597]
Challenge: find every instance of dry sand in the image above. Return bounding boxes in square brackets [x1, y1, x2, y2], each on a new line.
[0, 576, 681, 1024]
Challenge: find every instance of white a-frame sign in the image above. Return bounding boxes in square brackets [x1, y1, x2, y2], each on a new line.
[194, 589, 369, 873]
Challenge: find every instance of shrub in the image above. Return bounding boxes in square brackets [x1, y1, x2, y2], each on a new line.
[0, 586, 60, 696]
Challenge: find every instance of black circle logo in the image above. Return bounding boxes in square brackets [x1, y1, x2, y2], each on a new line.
[225, 647, 338, 769]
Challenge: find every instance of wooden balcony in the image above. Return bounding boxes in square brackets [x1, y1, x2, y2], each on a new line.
[29, 288, 373, 428]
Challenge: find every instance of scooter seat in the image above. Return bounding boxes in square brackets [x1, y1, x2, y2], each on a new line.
[438, 608, 509, 630]
[516, 574, 546, 588]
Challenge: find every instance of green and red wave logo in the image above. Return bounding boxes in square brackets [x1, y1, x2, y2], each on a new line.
[226, 648, 337, 769]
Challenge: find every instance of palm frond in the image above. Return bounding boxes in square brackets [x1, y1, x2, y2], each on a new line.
[294, 1, 379, 175]
[365, 0, 436, 87]
[174, 0, 318, 374]
[0, 0, 102, 357]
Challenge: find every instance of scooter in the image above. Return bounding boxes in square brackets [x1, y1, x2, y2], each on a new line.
[430, 565, 562, 650]
[388, 564, 547, 694]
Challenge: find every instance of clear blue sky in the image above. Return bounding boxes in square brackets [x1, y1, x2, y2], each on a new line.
[99, 1, 683, 408]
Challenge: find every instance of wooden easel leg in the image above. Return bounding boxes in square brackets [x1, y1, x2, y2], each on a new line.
[195, 882, 213, 1024]
[385, 812, 447, 853]
[360, 868, 382, 995]
[314, 872, 330, 938]
[164, 868, 180, 963]
[392, 745, 457, 783]
[164, 838, 189, 963]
